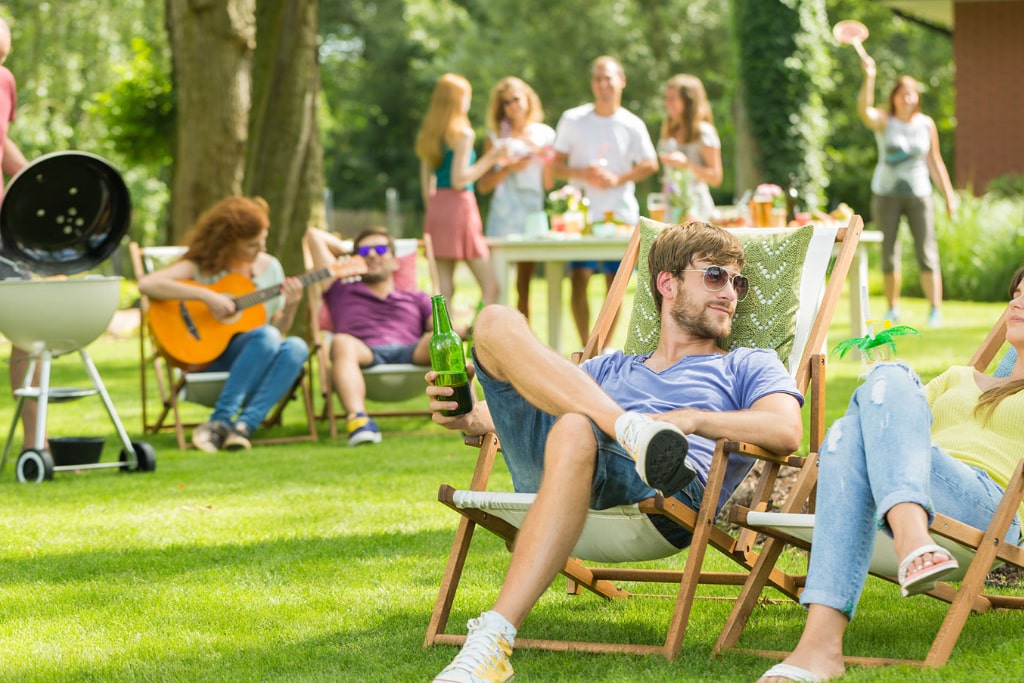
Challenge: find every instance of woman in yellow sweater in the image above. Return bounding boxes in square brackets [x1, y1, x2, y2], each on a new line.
[759, 266, 1024, 683]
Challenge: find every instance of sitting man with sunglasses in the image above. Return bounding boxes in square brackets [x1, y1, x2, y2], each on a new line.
[305, 226, 433, 446]
[426, 221, 804, 683]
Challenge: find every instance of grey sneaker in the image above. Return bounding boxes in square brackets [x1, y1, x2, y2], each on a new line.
[615, 412, 695, 496]
[192, 420, 229, 453]
[223, 423, 252, 451]
[433, 612, 515, 683]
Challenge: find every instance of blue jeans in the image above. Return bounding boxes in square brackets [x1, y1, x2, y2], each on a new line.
[205, 326, 309, 434]
[801, 362, 1021, 619]
[370, 342, 418, 367]
[473, 349, 705, 549]
[569, 260, 621, 275]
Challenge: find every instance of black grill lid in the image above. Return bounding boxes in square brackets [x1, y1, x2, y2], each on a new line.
[0, 151, 131, 276]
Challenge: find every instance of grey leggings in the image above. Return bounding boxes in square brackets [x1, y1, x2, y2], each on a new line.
[871, 193, 939, 274]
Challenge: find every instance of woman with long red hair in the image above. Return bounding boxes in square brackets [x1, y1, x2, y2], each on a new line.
[416, 73, 505, 306]
[138, 196, 307, 453]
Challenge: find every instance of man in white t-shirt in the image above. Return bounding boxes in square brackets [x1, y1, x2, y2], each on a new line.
[550, 55, 659, 347]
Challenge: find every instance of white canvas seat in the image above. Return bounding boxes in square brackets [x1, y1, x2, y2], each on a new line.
[450, 490, 679, 563]
[740, 511, 994, 583]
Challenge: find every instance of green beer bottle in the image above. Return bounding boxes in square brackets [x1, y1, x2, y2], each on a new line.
[430, 294, 473, 416]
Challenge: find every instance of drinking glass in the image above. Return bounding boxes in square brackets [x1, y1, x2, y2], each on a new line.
[647, 192, 668, 222]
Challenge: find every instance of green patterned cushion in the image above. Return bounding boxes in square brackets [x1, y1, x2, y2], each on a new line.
[624, 218, 814, 370]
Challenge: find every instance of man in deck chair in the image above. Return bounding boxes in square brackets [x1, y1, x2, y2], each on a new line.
[426, 222, 804, 683]
[305, 226, 433, 446]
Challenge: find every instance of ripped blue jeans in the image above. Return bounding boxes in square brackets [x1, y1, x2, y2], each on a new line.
[800, 362, 1021, 619]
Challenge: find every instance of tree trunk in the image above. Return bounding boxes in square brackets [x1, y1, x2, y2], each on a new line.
[732, 78, 761, 202]
[165, 0, 255, 241]
[244, 0, 322, 271]
[242, 0, 321, 339]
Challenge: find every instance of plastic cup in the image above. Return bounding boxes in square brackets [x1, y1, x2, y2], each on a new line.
[523, 211, 549, 237]
[647, 192, 668, 222]
[750, 194, 773, 227]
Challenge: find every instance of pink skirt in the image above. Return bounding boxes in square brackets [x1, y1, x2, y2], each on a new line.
[424, 189, 490, 260]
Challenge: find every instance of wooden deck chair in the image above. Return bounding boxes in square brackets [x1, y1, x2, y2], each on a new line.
[424, 215, 865, 659]
[129, 242, 318, 450]
[714, 308, 1024, 668]
[302, 233, 440, 438]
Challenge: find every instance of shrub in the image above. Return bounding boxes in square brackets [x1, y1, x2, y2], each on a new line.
[986, 173, 1024, 201]
[895, 191, 1024, 302]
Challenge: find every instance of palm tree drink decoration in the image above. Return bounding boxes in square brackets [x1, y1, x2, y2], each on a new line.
[833, 285, 919, 368]
[833, 318, 920, 365]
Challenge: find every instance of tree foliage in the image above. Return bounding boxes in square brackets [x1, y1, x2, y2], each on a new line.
[1, 0, 169, 247]
[89, 38, 174, 170]
[2, 0, 959, 244]
[732, 0, 831, 208]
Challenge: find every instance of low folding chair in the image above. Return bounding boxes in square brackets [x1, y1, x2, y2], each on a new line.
[424, 215, 864, 659]
[715, 308, 1024, 668]
[302, 233, 439, 438]
[129, 242, 318, 450]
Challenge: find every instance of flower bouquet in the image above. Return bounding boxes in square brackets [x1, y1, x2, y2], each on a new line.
[664, 167, 695, 223]
[546, 184, 584, 233]
[755, 183, 784, 207]
[546, 184, 582, 215]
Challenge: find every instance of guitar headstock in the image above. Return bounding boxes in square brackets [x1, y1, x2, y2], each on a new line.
[333, 255, 367, 283]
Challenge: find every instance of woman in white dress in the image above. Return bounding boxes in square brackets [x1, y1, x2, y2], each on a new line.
[477, 76, 555, 320]
[657, 73, 722, 222]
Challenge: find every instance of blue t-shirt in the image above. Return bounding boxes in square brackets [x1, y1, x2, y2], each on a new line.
[582, 347, 803, 509]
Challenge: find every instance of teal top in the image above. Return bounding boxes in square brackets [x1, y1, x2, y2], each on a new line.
[435, 146, 475, 192]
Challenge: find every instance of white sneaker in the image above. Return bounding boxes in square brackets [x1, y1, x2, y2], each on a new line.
[192, 420, 229, 453]
[615, 412, 695, 496]
[433, 611, 515, 683]
[223, 423, 252, 451]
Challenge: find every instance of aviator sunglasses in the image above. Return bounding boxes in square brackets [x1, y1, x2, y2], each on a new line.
[677, 266, 750, 302]
[356, 244, 390, 257]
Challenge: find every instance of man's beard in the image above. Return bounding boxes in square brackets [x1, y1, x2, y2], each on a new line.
[668, 294, 732, 340]
[360, 270, 388, 284]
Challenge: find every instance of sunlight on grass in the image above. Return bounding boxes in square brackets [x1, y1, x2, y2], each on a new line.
[0, 266, 1017, 680]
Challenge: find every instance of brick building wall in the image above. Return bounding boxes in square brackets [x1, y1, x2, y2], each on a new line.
[954, 1, 1024, 192]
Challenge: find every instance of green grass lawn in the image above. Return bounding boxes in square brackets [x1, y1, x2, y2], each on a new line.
[0, 273, 1018, 682]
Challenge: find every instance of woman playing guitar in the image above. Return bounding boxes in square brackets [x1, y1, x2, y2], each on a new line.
[138, 196, 308, 453]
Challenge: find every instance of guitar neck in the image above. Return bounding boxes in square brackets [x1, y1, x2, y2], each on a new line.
[233, 267, 332, 311]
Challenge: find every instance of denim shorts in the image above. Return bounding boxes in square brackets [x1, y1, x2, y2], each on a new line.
[370, 342, 418, 366]
[472, 348, 704, 549]
[569, 260, 621, 275]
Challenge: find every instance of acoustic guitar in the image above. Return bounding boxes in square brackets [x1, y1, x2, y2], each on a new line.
[148, 257, 366, 370]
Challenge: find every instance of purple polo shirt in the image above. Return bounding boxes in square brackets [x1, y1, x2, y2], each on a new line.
[323, 279, 431, 347]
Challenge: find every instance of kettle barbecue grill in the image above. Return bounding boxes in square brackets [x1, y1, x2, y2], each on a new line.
[0, 151, 155, 482]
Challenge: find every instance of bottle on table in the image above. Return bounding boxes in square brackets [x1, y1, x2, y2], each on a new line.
[785, 174, 800, 225]
[430, 294, 473, 416]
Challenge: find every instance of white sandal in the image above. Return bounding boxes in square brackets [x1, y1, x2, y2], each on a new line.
[759, 662, 822, 682]
[898, 543, 959, 597]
